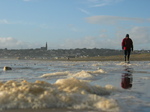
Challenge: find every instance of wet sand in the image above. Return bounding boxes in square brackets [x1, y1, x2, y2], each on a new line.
[49, 53, 150, 61]
[0, 59, 150, 112]
[2, 109, 97, 112]
[0, 53, 150, 61]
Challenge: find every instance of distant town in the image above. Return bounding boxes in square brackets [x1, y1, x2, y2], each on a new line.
[0, 43, 150, 60]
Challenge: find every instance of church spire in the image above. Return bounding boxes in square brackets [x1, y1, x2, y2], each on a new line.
[46, 42, 47, 50]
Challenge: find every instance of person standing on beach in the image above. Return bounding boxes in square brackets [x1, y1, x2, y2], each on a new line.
[121, 34, 133, 63]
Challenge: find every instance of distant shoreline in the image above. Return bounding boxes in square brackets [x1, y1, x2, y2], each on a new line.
[52, 53, 150, 61]
[1, 53, 150, 61]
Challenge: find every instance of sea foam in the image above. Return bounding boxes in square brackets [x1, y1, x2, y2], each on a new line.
[0, 78, 119, 111]
[40, 69, 106, 80]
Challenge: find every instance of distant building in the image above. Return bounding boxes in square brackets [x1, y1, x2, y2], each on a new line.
[40, 42, 48, 50]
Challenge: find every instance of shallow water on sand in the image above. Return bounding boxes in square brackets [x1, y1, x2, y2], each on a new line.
[0, 60, 150, 112]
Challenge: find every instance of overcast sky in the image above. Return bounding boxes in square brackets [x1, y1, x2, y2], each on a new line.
[0, 0, 150, 50]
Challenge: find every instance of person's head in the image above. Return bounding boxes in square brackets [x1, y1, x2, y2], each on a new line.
[126, 34, 129, 38]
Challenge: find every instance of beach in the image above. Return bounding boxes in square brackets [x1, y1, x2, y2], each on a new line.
[3, 109, 86, 112]
[0, 60, 150, 112]
[49, 53, 150, 61]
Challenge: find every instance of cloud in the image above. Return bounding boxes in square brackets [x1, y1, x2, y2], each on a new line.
[84, 15, 150, 50]
[0, 37, 22, 49]
[59, 35, 120, 49]
[39, 24, 50, 29]
[1, 26, 150, 50]
[0, 19, 10, 24]
[78, 8, 90, 15]
[58, 26, 150, 50]
[60, 36, 99, 49]
[87, 0, 123, 7]
[68, 24, 81, 32]
[0, 19, 32, 25]
[116, 26, 150, 50]
[23, 0, 39, 2]
[86, 16, 149, 25]
[130, 27, 150, 44]
[0, 37, 41, 49]
[23, 0, 31, 2]
[0, 19, 39, 28]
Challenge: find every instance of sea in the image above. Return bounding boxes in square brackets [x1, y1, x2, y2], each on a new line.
[0, 60, 150, 112]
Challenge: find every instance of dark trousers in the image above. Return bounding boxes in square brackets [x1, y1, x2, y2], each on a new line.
[124, 49, 131, 61]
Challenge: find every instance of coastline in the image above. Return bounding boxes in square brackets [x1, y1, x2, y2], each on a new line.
[49, 53, 150, 61]
[0, 53, 150, 61]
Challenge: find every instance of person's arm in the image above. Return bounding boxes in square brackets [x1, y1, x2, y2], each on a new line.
[131, 39, 133, 51]
[122, 39, 125, 50]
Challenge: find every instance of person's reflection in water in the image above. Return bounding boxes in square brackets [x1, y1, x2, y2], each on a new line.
[121, 67, 133, 89]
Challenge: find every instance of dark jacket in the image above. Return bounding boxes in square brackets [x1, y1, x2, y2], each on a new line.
[122, 37, 133, 50]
